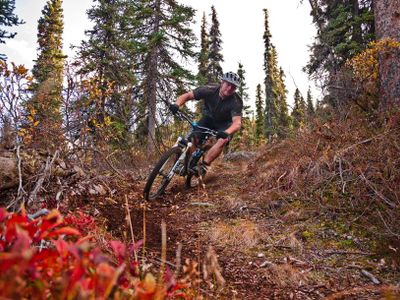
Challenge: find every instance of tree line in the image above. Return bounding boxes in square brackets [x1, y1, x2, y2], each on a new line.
[0, 0, 399, 159]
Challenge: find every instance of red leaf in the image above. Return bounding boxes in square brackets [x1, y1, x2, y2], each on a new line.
[76, 235, 93, 245]
[12, 227, 32, 252]
[0, 207, 9, 222]
[128, 239, 143, 252]
[44, 227, 81, 239]
[110, 241, 125, 259]
[68, 265, 86, 291]
[54, 239, 69, 257]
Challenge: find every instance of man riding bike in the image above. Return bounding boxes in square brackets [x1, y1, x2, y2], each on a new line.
[169, 71, 243, 176]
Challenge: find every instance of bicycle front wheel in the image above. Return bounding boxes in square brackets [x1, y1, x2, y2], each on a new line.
[143, 147, 182, 200]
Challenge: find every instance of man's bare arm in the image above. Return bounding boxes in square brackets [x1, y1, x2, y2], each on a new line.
[224, 116, 242, 135]
[176, 91, 195, 107]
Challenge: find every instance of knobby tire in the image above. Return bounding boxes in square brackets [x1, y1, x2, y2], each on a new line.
[143, 147, 182, 200]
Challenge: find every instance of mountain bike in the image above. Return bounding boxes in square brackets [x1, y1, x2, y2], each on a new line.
[143, 109, 217, 200]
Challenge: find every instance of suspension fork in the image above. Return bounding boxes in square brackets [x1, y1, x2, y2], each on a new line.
[166, 137, 192, 179]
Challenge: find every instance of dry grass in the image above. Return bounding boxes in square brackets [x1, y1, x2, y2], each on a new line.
[264, 263, 309, 288]
[245, 110, 400, 255]
[324, 284, 400, 300]
[221, 195, 246, 211]
[208, 219, 260, 250]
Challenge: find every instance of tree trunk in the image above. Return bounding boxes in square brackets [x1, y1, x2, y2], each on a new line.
[374, 0, 400, 109]
[145, 0, 161, 155]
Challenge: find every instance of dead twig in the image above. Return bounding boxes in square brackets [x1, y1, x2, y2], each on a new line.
[125, 196, 138, 264]
[361, 269, 381, 285]
[16, 144, 25, 200]
[159, 219, 167, 282]
[175, 242, 182, 278]
[377, 210, 400, 238]
[337, 157, 346, 194]
[27, 150, 59, 207]
[142, 202, 146, 269]
[322, 250, 375, 256]
[360, 172, 396, 209]
[276, 171, 287, 184]
[7, 144, 26, 211]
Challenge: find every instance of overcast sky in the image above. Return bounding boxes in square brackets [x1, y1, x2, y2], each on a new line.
[1, 0, 320, 109]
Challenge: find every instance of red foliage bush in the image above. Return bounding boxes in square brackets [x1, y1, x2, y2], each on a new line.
[0, 207, 189, 299]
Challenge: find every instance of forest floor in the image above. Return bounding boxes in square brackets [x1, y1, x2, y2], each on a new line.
[74, 155, 400, 300]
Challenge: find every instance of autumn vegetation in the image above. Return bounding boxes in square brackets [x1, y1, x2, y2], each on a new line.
[1, 0, 400, 298]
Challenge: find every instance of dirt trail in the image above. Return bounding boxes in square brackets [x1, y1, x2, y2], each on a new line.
[99, 158, 399, 299]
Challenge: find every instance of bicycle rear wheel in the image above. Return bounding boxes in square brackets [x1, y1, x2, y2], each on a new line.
[143, 147, 182, 200]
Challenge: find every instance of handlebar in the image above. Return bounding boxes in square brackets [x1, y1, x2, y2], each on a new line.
[160, 99, 218, 137]
[173, 109, 218, 137]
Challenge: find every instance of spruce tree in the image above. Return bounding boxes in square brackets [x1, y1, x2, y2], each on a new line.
[275, 67, 291, 137]
[237, 62, 251, 119]
[133, 0, 196, 153]
[291, 88, 306, 128]
[29, 0, 65, 150]
[255, 84, 264, 139]
[195, 11, 209, 115]
[0, 0, 24, 45]
[265, 44, 280, 140]
[207, 5, 223, 84]
[197, 12, 209, 85]
[263, 8, 274, 142]
[306, 87, 315, 119]
[306, 1, 374, 83]
[0, 0, 24, 60]
[76, 0, 137, 145]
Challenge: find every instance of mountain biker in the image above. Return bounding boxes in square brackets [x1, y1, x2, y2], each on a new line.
[169, 71, 243, 176]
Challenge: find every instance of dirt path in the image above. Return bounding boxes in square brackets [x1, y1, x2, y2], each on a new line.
[97, 158, 399, 299]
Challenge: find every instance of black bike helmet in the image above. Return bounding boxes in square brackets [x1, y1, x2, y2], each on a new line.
[221, 71, 241, 87]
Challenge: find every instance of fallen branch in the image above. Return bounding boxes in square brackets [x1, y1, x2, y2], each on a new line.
[377, 210, 400, 238]
[27, 150, 59, 207]
[360, 172, 396, 209]
[361, 269, 381, 285]
[322, 250, 375, 256]
[16, 144, 25, 201]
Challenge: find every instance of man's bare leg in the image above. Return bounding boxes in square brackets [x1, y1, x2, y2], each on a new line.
[203, 138, 229, 165]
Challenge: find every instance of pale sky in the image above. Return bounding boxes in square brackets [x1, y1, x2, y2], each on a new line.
[1, 0, 320, 109]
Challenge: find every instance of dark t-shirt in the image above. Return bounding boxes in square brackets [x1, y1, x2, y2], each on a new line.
[192, 85, 243, 126]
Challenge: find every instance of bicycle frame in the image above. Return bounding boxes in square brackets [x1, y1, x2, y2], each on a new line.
[143, 106, 218, 200]
[169, 110, 217, 178]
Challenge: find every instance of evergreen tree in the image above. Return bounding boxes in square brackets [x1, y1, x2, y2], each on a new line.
[197, 12, 209, 85]
[291, 88, 306, 128]
[195, 11, 209, 115]
[306, 1, 374, 81]
[275, 66, 291, 137]
[237, 62, 251, 119]
[306, 87, 315, 118]
[133, 0, 196, 153]
[265, 45, 281, 140]
[0, 0, 24, 46]
[76, 0, 137, 145]
[255, 84, 264, 139]
[29, 0, 65, 150]
[262, 8, 274, 142]
[207, 5, 223, 83]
